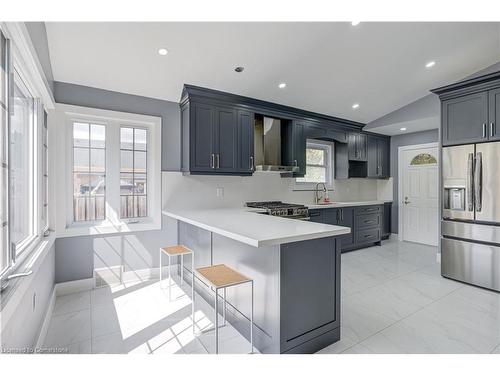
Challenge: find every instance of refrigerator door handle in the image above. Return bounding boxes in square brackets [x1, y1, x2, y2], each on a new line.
[467, 153, 474, 211]
[474, 152, 482, 212]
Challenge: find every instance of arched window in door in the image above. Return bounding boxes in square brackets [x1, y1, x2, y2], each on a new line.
[410, 153, 437, 166]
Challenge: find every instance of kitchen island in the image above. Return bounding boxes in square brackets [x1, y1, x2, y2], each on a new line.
[163, 208, 350, 354]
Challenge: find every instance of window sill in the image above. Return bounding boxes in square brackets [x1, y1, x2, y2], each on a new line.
[0, 232, 56, 327]
[57, 219, 161, 238]
[293, 185, 334, 192]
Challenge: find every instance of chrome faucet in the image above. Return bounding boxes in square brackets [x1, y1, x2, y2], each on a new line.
[315, 182, 327, 204]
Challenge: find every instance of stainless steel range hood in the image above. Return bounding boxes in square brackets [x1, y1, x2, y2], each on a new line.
[254, 116, 298, 172]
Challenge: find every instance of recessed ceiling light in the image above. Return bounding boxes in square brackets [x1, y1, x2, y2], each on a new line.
[278, 83, 287, 89]
[234, 66, 244, 73]
[400, 127, 407, 131]
[425, 61, 436, 68]
[158, 48, 168, 56]
[352, 103, 360, 109]
[351, 21, 360, 26]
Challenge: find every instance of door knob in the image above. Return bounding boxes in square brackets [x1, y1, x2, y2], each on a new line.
[404, 197, 410, 205]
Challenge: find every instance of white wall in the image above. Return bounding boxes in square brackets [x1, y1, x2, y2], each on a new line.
[162, 171, 390, 210]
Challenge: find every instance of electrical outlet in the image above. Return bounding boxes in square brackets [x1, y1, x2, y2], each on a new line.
[216, 187, 224, 198]
[32, 292, 36, 312]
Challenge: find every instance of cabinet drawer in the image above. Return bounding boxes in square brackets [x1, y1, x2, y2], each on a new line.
[356, 228, 380, 244]
[355, 213, 381, 229]
[355, 205, 381, 215]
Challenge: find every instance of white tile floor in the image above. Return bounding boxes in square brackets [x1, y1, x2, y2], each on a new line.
[43, 238, 500, 354]
[43, 274, 254, 354]
[319, 238, 500, 354]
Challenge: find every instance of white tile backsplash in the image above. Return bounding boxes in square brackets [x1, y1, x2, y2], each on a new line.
[162, 171, 390, 210]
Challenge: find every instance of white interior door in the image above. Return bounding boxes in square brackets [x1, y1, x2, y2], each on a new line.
[401, 145, 439, 246]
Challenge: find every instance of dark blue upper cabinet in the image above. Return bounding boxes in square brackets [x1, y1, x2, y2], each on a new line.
[237, 110, 255, 173]
[442, 92, 488, 146]
[190, 102, 215, 172]
[214, 106, 238, 172]
[283, 120, 307, 177]
[432, 71, 500, 146]
[367, 135, 390, 178]
[179, 84, 366, 176]
[348, 132, 367, 161]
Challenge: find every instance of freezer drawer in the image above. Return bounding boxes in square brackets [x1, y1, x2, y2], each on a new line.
[442, 220, 500, 244]
[441, 237, 500, 291]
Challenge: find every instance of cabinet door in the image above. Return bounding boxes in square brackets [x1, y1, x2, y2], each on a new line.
[488, 88, 500, 141]
[214, 107, 238, 172]
[357, 133, 367, 161]
[442, 92, 488, 146]
[237, 110, 254, 173]
[348, 132, 358, 160]
[382, 202, 392, 239]
[323, 209, 338, 225]
[292, 121, 307, 176]
[191, 103, 215, 172]
[337, 207, 355, 250]
[378, 137, 390, 178]
[366, 135, 378, 177]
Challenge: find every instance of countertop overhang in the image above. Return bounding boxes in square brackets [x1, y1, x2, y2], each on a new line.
[162, 208, 350, 247]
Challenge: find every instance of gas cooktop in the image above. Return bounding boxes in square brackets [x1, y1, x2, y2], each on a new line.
[245, 201, 309, 219]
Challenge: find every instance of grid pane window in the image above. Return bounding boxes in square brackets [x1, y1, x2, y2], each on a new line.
[1, 32, 8, 274]
[73, 122, 106, 221]
[42, 111, 48, 229]
[296, 142, 332, 184]
[120, 127, 147, 218]
[10, 71, 35, 246]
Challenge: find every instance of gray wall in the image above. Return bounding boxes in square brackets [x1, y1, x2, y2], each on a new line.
[24, 22, 54, 93]
[390, 129, 439, 233]
[53, 81, 181, 171]
[1, 243, 55, 350]
[54, 211, 178, 284]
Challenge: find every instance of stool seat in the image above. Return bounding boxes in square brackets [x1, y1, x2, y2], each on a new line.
[161, 245, 192, 256]
[196, 264, 250, 289]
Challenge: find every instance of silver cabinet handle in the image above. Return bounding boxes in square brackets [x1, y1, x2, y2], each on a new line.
[250, 156, 255, 171]
[491, 122, 495, 138]
[211, 153, 215, 169]
[340, 208, 344, 221]
[475, 152, 482, 212]
[483, 123, 487, 138]
[216, 154, 220, 169]
[293, 160, 298, 167]
[467, 152, 474, 211]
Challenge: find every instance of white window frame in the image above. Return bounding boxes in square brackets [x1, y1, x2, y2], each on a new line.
[295, 140, 334, 190]
[0, 21, 55, 277]
[52, 104, 161, 238]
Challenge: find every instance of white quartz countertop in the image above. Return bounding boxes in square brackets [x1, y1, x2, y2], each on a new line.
[306, 200, 392, 209]
[162, 208, 350, 248]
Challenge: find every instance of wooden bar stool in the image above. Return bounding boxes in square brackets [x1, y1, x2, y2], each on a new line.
[195, 264, 253, 354]
[159, 245, 194, 304]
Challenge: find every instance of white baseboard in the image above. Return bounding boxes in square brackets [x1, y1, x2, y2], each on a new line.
[55, 278, 94, 296]
[34, 287, 57, 349]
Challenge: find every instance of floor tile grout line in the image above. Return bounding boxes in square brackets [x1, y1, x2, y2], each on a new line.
[339, 282, 466, 354]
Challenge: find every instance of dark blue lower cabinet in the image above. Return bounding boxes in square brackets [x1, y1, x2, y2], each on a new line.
[280, 237, 340, 353]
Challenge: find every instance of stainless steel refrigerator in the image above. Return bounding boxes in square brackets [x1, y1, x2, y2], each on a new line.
[442, 142, 500, 291]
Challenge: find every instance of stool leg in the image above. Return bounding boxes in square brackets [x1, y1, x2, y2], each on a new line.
[168, 255, 172, 301]
[223, 287, 226, 326]
[159, 249, 162, 285]
[191, 252, 195, 334]
[250, 281, 254, 354]
[214, 287, 219, 354]
[181, 254, 184, 286]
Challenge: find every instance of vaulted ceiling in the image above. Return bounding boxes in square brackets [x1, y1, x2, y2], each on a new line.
[46, 22, 500, 125]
